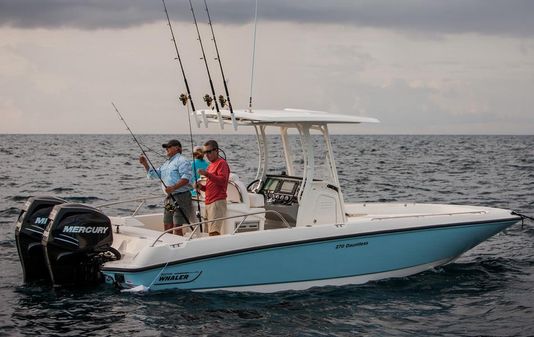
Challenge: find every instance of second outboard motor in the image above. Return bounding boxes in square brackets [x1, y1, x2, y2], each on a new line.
[42, 203, 119, 286]
[15, 196, 66, 283]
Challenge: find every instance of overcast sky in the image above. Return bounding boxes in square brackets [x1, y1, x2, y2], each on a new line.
[1, 0, 533, 134]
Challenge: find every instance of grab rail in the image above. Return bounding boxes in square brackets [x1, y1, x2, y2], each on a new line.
[150, 210, 291, 247]
[96, 195, 162, 216]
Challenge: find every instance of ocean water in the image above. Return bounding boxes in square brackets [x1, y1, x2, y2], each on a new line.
[0, 134, 533, 336]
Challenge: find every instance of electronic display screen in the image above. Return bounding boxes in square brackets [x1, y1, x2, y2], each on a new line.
[279, 181, 296, 194]
[264, 179, 279, 192]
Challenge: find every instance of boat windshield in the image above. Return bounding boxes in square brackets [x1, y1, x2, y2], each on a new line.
[259, 126, 336, 184]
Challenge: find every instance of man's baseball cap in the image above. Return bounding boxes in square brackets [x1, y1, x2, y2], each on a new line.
[162, 139, 182, 148]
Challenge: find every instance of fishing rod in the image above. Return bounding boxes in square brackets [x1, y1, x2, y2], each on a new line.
[111, 102, 190, 225]
[189, 0, 220, 115]
[141, 143, 167, 159]
[180, 96, 203, 225]
[162, 0, 196, 113]
[204, 0, 237, 130]
[161, 0, 203, 224]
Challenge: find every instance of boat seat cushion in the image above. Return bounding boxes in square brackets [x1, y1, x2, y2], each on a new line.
[248, 193, 264, 208]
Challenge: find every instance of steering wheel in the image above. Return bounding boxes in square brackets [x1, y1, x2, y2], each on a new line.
[247, 179, 262, 193]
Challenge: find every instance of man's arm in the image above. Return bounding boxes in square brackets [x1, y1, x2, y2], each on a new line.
[140, 155, 160, 180]
[204, 161, 229, 187]
[165, 178, 189, 194]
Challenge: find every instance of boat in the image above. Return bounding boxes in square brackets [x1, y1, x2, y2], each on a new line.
[15, 108, 522, 292]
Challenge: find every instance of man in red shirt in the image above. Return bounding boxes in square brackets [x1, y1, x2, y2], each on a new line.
[196, 140, 230, 236]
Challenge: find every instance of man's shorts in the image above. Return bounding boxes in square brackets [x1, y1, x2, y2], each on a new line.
[164, 191, 193, 229]
[204, 199, 227, 234]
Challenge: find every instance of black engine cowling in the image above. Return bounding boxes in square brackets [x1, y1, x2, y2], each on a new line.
[42, 203, 119, 286]
[15, 196, 66, 283]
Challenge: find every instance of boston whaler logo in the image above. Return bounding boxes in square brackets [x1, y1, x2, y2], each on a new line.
[62, 225, 109, 234]
[157, 271, 202, 284]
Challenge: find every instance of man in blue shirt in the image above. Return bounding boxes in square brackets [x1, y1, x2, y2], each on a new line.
[139, 139, 193, 235]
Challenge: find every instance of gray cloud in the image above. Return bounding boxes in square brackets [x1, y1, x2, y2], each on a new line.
[1, 0, 534, 37]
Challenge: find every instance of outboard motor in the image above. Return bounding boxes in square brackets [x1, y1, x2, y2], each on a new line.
[15, 196, 66, 283]
[42, 203, 120, 286]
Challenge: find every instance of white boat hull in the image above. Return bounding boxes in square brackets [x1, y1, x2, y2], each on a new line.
[102, 204, 519, 292]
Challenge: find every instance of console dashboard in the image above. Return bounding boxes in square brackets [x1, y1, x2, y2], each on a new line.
[260, 175, 301, 205]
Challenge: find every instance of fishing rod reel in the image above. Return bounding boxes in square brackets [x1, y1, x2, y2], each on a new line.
[164, 202, 176, 212]
[218, 95, 227, 108]
[203, 94, 213, 108]
[179, 93, 189, 106]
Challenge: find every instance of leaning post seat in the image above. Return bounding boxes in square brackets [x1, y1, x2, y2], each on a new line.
[227, 174, 247, 204]
[227, 173, 264, 208]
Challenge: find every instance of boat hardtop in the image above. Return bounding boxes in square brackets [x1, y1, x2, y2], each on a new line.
[196, 108, 380, 125]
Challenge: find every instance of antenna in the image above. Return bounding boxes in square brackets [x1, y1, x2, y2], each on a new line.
[249, 0, 259, 111]
[204, 0, 238, 130]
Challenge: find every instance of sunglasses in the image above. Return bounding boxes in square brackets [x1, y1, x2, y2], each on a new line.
[203, 148, 217, 154]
